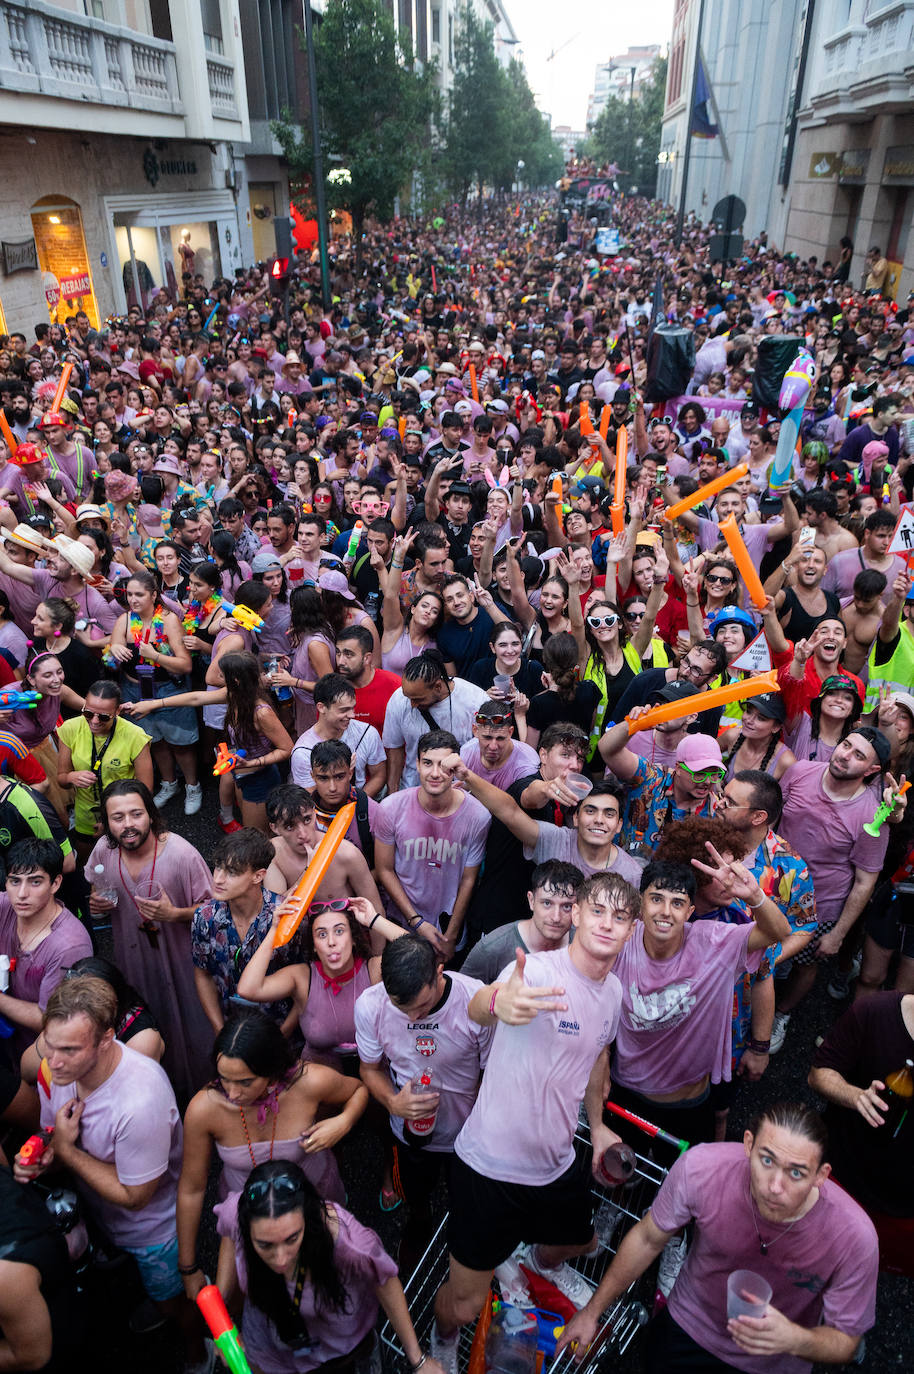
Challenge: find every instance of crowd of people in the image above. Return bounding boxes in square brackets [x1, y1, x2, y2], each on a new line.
[0, 181, 912, 1374]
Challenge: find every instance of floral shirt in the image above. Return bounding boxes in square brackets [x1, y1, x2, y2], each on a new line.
[191, 888, 301, 1022]
[745, 827, 818, 935]
[621, 756, 717, 853]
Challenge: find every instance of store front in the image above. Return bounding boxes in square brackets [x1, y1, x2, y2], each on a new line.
[30, 196, 100, 329]
[102, 190, 240, 313]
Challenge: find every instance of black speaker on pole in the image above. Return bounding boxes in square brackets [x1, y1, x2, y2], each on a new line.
[644, 326, 696, 402]
[753, 335, 805, 412]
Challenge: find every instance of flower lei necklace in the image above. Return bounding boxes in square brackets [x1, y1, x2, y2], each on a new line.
[182, 593, 222, 634]
[129, 604, 170, 652]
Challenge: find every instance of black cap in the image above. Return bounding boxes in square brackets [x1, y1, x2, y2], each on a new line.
[650, 680, 700, 706]
[402, 453, 422, 467]
[747, 693, 786, 723]
[446, 481, 471, 497]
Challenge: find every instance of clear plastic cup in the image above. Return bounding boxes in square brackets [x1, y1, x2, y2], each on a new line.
[726, 1269, 771, 1320]
[135, 879, 164, 903]
[565, 772, 594, 800]
[492, 674, 513, 698]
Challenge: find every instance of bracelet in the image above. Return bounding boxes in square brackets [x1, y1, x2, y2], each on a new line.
[410, 1355, 429, 1373]
[369, 912, 381, 930]
[177, 1263, 201, 1276]
[489, 987, 499, 1017]
[686, 599, 700, 606]
[407, 913, 423, 928]
[745, 892, 766, 909]
[749, 1038, 771, 1055]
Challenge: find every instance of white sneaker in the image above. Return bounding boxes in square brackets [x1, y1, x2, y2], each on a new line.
[522, 1244, 592, 1309]
[769, 1010, 791, 1054]
[153, 778, 179, 808]
[184, 1338, 216, 1374]
[494, 1249, 532, 1305]
[184, 782, 203, 816]
[430, 1320, 459, 1374]
[656, 1233, 688, 1298]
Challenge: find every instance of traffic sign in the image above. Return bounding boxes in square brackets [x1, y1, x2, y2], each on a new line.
[888, 506, 914, 555]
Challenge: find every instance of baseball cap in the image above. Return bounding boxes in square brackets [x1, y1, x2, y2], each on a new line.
[675, 734, 723, 771]
[746, 692, 786, 723]
[741, 402, 759, 417]
[446, 481, 472, 497]
[251, 549, 282, 574]
[573, 476, 607, 499]
[531, 349, 546, 361]
[649, 680, 700, 707]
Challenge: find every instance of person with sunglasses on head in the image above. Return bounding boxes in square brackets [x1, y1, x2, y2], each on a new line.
[215, 1160, 444, 1374]
[57, 679, 153, 865]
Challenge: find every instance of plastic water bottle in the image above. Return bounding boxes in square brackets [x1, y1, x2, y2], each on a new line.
[484, 1306, 538, 1374]
[403, 1068, 439, 1145]
[364, 591, 381, 623]
[0, 953, 9, 992]
[91, 864, 118, 909]
[265, 654, 292, 702]
[597, 1142, 636, 1186]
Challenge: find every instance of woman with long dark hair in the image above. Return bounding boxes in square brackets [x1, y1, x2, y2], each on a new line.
[273, 584, 336, 734]
[212, 528, 252, 599]
[525, 630, 600, 748]
[720, 693, 796, 782]
[30, 596, 100, 702]
[177, 1010, 367, 1301]
[214, 1160, 441, 1374]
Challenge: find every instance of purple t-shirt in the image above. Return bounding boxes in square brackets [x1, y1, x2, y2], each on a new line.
[374, 788, 490, 927]
[524, 821, 645, 887]
[354, 972, 492, 1152]
[456, 946, 622, 1185]
[612, 921, 762, 1095]
[779, 762, 888, 925]
[0, 897, 91, 1053]
[459, 738, 540, 789]
[821, 547, 905, 601]
[40, 1043, 182, 1247]
[651, 1142, 878, 1374]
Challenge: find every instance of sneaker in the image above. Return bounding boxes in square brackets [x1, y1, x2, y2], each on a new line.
[826, 969, 852, 1000]
[656, 1233, 688, 1299]
[184, 1338, 216, 1374]
[218, 816, 242, 834]
[521, 1244, 592, 1309]
[769, 1010, 791, 1054]
[184, 782, 203, 816]
[494, 1249, 531, 1305]
[430, 1320, 459, 1374]
[153, 779, 179, 808]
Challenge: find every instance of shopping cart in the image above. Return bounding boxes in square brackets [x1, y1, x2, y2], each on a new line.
[379, 1101, 688, 1374]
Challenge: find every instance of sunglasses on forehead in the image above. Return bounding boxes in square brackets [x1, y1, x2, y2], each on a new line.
[309, 899, 351, 915]
[244, 1173, 302, 1203]
[476, 710, 512, 726]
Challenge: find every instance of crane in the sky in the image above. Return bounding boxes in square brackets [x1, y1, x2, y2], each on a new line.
[545, 33, 581, 62]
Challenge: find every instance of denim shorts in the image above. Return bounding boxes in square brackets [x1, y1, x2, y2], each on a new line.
[123, 1233, 183, 1301]
[236, 763, 282, 803]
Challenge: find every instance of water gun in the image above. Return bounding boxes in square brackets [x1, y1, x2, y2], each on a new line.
[197, 1285, 252, 1374]
[222, 602, 264, 634]
[273, 802, 356, 946]
[17, 1128, 53, 1168]
[0, 688, 42, 710]
[345, 520, 364, 559]
[213, 743, 247, 776]
[532, 1308, 566, 1359]
[863, 780, 911, 837]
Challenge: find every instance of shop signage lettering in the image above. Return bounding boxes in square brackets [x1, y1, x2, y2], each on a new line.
[143, 148, 199, 187]
[59, 272, 91, 297]
[1, 238, 38, 275]
[883, 146, 914, 185]
[838, 149, 869, 184]
[808, 152, 838, 179]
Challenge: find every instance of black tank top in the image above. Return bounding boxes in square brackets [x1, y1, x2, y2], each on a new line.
[780, 584, 841, 643]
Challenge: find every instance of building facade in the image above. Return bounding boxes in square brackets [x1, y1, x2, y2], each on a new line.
[0, 0, 251, 330]
[786, 0, 914, 300]
[586, 45, 661, 131]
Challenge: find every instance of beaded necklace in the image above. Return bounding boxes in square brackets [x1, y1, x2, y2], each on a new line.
[239, 1102, 277, 1167]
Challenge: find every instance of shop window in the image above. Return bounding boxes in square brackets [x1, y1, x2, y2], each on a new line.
[30, 196, 99, 331]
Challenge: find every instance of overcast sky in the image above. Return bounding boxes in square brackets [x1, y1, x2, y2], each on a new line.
[510, 0, 675, 129]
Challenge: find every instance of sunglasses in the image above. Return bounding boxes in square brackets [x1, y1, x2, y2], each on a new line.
[244, 1174, 302, 1203]
[476, 710, 513, 726]
[648, 416, 673, 428]
[625, 607, 646, 621]
[82, 708, 113, 723]
[678, 762, 726, 783]
[309, 899, 350, 915]
[704, 573, 734, 586]
[587, 613, 620, 629]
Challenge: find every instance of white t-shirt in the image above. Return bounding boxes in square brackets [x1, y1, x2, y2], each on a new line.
[290, 719, 385, 788]
[354, 972, 492, 1151]
[382, 679, 489, 789]
[456, 947, 622, 1185]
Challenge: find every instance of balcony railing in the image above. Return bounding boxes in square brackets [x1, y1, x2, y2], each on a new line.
[0, 0, 181, 114]
[809, 1, 914, 113]
[206, 53, 238, 119]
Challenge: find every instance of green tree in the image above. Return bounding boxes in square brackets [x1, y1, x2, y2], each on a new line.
[272, 0, 439, 271]
[586, 55, 668, 197]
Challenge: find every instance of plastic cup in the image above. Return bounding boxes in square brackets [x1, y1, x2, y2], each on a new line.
[492, 674, 513, 698]
[135, 879, 164, 904]
[726, 1270, 771, 1320]
[565, 772, 594, 801]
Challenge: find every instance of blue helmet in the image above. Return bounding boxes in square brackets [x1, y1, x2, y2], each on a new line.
[708, 606, 757, 641]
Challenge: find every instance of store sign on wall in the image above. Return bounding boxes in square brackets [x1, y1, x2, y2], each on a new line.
[59, 272, 91, 297]
[2, 238, 38, 274]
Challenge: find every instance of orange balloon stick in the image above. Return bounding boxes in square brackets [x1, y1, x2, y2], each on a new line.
[272, 802, 356, 946]
[627, 670, 779, 733]
[398, 416, 407, 440]
[599, 405, 611, 440]
[0, 412, 18, 456]
[610, 503, 625, 536]
[468, 363, 479, 402]
[661, 462, 749, 523]
[719, 513, 768, 611]
[550, 473, 563, 498]
[51, 363, 73, 415]
[579, 406, 593, 436]
[613, 426, 627, 512]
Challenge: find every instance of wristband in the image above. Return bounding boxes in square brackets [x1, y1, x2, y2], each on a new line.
[749, 1038, 771, 1055]
[369, 912, 381, 930]
[407, 913, 422, 928]
[178, 1263, 201, 1276]
[489, 987, 499, 1018]
[410, 1355, 429, 1373]
[745, 892, 766, 909]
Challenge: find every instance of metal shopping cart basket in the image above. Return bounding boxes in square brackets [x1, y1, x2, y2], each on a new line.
[379, 1101, 689, 1374]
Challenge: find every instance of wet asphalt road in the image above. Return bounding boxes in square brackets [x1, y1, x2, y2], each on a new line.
[89, 779, 913, 1373]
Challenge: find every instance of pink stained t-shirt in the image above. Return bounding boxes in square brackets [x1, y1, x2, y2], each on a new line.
[354, 972, 492, 1153]
[459, 738, 540, 790]
[373, 787, 490, 929]
[611, 920, 762, 1096]
[651, 1142, 878, 1374]
[778, 762, 888, 925]
[456, 947, 622, 1186]
[40, 1043, 182, 1247]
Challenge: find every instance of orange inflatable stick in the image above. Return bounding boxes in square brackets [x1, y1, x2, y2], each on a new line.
[468, 363, 479, 402]
[398, 416, 407, 441]
[661, 462, 749, 523]
[719, 513, 768, 611]
[599, 405, 611, 440]
[272, 802, 356, 947]
[579, 406, 593, 436]
[610, 503, 625, 536]
[627, 670, 779, 733]
[550, 473, 564, 499]
[0, 412, 18, 455]
[51, 363, 73, 415]
[613, 426, 628, 511]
